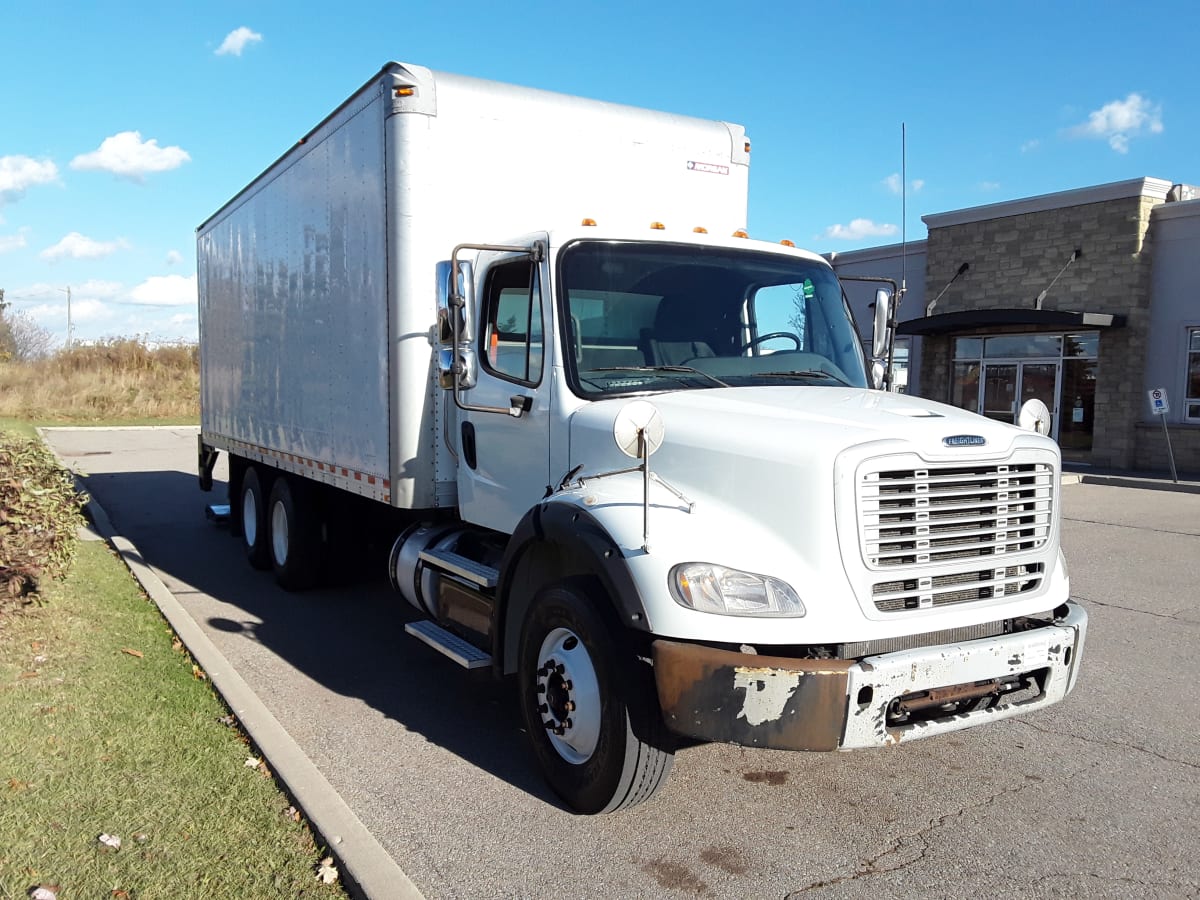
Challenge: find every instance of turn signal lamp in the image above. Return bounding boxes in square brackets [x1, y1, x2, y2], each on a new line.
[394, 86, 415, 97]
[732, 229, 749, 239]
[780, 239, 795, 247]
[650, 221, 666, 230]
[581, 218, 597, 226]
[744, 140, 752, 154]
[693, 226, 708, 234]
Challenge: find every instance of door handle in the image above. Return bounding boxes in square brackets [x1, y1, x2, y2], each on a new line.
[508, 395, 532, 418]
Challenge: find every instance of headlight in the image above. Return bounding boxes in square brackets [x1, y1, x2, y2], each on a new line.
[670, 563, 806, 618]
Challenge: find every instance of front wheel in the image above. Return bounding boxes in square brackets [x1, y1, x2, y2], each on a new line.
[518, 578, 674, 814]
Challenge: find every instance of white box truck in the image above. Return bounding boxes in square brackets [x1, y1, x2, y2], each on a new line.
[197, 62, 1087, 814]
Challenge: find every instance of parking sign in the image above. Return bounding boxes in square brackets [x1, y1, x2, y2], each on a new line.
[1148, 388, 1169, 416]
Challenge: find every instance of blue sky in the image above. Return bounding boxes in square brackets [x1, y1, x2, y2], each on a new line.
[2, 1, 1197, 346]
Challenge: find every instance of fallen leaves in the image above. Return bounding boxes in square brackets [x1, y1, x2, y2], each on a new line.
[315, 856, 339, 885]
[191, 664, 207, 681]
[120, 648, 143, 659]
[96, 833, 122, 852]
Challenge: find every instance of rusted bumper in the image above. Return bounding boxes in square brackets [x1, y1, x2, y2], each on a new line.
[653, 642, 855, 750]
[653, 600, 1088, 751]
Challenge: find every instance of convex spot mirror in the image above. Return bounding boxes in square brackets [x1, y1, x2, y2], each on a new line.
[614, 400, 665, 458]
[435, 259, 475, 345]
[1018, 398, 1052, 435]
[438, 347, 478, 391]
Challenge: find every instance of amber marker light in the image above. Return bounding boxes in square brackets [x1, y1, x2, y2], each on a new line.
[780, 239, 795, 247]
[732, 229, 749, 239]
[693, 226, 708, 233]
[394, 86, 416, 97]
[650, 221, 666, 230]
[581, 218, 598, 226]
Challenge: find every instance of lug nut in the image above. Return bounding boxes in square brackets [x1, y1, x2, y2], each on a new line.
[538, 703, 548, 714]
[565, 701, 576, 712]
[563, 718, 573, 729]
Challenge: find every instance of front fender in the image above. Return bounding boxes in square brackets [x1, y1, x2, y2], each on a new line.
[496, 497, 653, 674]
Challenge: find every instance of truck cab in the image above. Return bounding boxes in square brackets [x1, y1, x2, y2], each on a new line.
[400, 224, 1085, 813]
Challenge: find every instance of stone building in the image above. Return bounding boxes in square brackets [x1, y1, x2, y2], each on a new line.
[831, 177, 1200, 476]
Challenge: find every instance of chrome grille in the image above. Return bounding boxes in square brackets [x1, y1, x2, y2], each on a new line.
[860, 462, 1054, 570]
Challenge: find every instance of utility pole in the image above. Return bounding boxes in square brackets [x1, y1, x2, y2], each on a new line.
[58, 286, 73, 349]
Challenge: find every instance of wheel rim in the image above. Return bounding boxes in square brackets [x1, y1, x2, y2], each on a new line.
[242, 486, 258, 546]
[271, 499, 289, 566]
[536, 627, 602, 764]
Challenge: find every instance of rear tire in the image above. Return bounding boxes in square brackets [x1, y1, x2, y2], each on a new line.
[240, 467, 270, 570]
[268, 476, 321, 591]
[518, 577, 674, 814]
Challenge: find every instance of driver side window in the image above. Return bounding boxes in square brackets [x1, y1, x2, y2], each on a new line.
[481, 261, 543, 385]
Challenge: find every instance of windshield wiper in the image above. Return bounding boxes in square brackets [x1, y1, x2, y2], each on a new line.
[757, 369, 852, 386]
[589, 366, 730, 388]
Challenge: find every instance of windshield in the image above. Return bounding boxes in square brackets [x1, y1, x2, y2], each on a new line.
[559, 241, 868, 398]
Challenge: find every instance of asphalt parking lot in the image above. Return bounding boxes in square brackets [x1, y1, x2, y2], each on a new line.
[47, 426, 1200, 899]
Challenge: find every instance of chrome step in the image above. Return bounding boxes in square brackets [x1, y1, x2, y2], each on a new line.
[206, 504, 230, 523]
[418, 548, 499, 588]
[405, 620, 492, 669]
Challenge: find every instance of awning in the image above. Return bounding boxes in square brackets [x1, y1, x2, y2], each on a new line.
[897, 308, 1126, 336]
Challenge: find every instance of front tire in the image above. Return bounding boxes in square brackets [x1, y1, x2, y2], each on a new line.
[518, 577, 674, 814]
[267, 476, 321, 591]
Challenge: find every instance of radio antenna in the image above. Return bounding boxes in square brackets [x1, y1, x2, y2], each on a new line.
[900, 122, 907, 300]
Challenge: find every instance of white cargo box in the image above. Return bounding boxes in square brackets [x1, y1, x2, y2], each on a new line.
[197, 62, 749, 508]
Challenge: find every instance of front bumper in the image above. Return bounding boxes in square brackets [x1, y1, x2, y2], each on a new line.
[652, 600, 1087, 750]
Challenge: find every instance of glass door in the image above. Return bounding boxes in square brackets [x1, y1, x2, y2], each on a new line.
[982, 363, 1017, 423]
[1019, 362, 1060, 439]
[980, 361, 1061, 437]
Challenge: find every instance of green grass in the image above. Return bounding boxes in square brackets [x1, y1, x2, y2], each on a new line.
[0, 540, 347, 898]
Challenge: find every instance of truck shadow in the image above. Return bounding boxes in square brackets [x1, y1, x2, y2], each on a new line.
[77, 467, 560, 810]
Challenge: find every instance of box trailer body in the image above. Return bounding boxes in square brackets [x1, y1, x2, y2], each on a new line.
[197, 62, 1086, 815]
[198, 63, 749, 509]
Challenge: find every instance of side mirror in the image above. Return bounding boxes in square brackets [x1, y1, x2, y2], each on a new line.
[435, 259, 475, 344]
[438, 346, 477, 391]
[872, 289, 891, 359]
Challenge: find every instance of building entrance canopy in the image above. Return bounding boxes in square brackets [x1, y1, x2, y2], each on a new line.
[898, 308, 1126, 336]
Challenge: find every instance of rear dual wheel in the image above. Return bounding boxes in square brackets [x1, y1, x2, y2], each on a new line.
[267, 476, 321, 591]
[518, 577, 674, 814]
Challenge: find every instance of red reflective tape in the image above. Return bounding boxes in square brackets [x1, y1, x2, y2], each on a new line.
[367, 476, 376, 485]
[383, 480, 390, 489]
[341, 468, 349, 477]
[354, 472, 362, 481]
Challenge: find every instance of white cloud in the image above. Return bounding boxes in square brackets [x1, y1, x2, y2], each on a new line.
[0, 155, 59, 205]
[128, 273, 197, 307]
[882, 173, 923, 195]
[0, 227, 30, 253]
[25, 298, 115, 328]
[1021, 139, 1040, 153]
[216, 26, 263, 56]
[168, 312, 197, 326]
[40, 232, 130, 261]
[822, 219, 899, 241]
[165, 249, 184, 266]
[1068, 93, 1163, 154]
[979, 181, 1001, 192]
[70, 131, 191, 180]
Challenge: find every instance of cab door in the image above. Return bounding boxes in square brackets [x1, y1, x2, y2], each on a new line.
[455, 250, 551, 533]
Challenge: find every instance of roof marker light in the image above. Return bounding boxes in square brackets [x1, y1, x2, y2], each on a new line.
[650, 221, 666, 230]
[581, 218, 597, 226]
[732, 229, 749, 239]
[394, 87, 415, 97]
[744, 141, 752, 153]
[780, 239, 795, 247]
[693, 226, 708, 234]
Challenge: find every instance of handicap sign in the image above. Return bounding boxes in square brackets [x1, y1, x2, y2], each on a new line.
[1148, 388, 1169, 416]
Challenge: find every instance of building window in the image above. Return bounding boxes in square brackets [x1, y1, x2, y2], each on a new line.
[1187, 327, 1200, 422]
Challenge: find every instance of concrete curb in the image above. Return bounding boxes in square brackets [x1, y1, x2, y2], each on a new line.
[1075, 473, 1200, 495]
[42, 430, 423, 900]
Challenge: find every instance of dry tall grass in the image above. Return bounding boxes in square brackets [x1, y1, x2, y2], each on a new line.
[0, 338, 199, 422]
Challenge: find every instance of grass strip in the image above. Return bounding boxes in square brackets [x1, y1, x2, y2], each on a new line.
[0, 539, 347, 898]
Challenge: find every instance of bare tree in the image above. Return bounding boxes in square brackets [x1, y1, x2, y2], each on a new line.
[7, 311, 54, 361]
